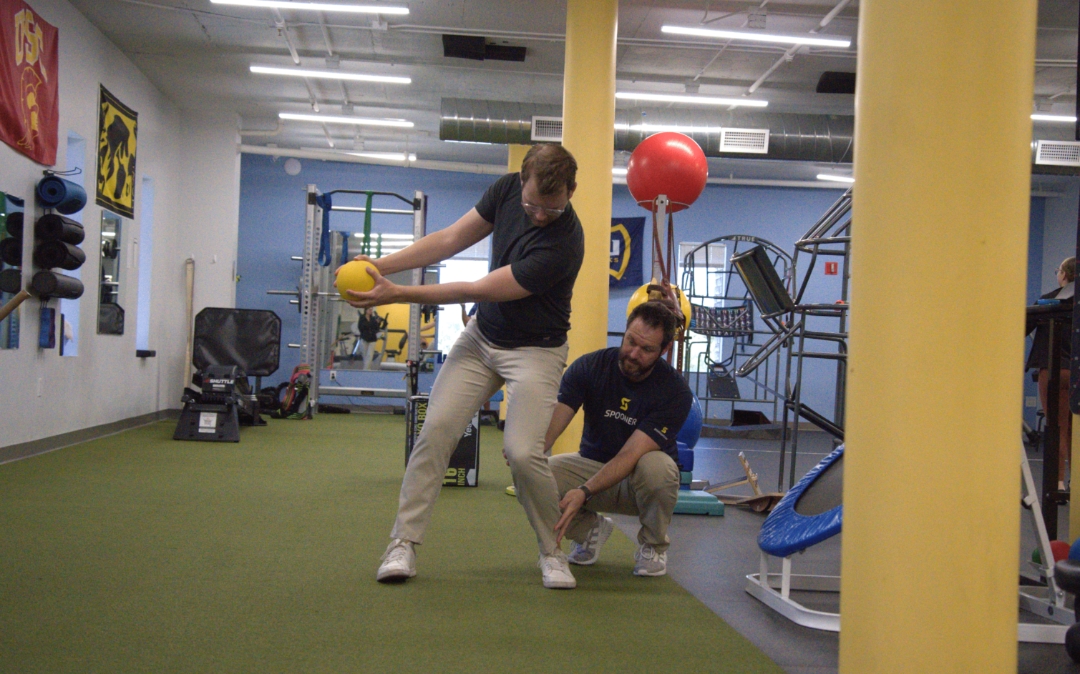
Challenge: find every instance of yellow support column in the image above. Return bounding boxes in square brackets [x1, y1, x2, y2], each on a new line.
[839, 3, 1036, 672]
[551, 0, 617, 455]
[508, 144, 530, 174]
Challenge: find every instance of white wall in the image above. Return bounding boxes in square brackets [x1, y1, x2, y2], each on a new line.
[0, 0, 240, 448]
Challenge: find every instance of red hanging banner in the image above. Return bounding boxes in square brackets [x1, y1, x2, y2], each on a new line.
[0, 0, 59, 166]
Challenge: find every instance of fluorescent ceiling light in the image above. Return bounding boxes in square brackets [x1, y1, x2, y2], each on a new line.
[817, 174, 854, 184]
[616, 91, 767, 108]
[346, 151, 417, 161]
[279, 112, 413, 128]
[615, 122, 724, 133]
[251, 65, 410, 84]
[612, 168, 628, 176]
[210, 1, 408, 14]
[1031, 113, 1077, 123]
[662, 25, 850, 49]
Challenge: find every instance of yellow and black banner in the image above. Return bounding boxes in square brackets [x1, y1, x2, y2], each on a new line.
[95, 85, 137, 218]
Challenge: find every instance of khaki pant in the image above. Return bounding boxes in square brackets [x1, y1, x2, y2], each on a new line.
[390, 319, 568, 554]
[548, 451, 680, 553]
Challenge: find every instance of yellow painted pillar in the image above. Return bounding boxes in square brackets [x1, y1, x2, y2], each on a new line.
[498, 144, 533, 426]
[839, 3, 1035, 672]
[508, 144, 531, 174]
[550, 0, 617, 456]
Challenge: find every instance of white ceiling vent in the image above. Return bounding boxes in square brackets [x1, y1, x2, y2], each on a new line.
[1036, 140, 1080, 167]
[720, 128, 770, 154]
[531, 116, 563, 142]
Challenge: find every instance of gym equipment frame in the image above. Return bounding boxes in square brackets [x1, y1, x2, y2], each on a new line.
[269, 186, 428, 413]
[744, 442, 1072, 644]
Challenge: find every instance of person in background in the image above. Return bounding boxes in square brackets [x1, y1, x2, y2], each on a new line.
[1027, 256, 1075, 491]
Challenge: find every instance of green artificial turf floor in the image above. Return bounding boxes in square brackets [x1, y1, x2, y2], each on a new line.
[0, 414, 782, 673]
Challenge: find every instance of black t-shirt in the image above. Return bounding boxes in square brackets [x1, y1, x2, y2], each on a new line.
[356, 312, 386, 342]
[558, 348, 694, 465]
[473, 173, 585, 348]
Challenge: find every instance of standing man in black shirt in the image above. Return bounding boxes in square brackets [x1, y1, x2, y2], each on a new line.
[546, 301, 693, 578]
[340, 144, 585, 589]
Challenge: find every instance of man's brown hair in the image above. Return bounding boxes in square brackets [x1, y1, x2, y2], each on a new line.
[520, 143, 577, 196]
[627, 300, 680, 349]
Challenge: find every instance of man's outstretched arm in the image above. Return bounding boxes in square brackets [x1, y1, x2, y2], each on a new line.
[553, 430, 660, 544]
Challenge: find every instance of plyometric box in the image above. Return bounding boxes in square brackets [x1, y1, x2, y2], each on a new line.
[406, 395, 479, 487]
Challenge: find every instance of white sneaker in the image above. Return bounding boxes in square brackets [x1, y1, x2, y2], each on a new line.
[632, 544, 667, 577]
[377, 539, 416, 583]
[568, 515, 614, 566]
[537, 549, 576, 589]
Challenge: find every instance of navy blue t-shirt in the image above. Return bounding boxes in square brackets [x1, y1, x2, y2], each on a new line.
[557, 348, 694, 465]
[473, 173, 584, 348]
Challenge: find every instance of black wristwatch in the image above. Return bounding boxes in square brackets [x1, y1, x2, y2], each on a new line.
[577, 484, 593, 503]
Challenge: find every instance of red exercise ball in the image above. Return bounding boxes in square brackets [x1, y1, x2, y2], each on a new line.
[626, 132, 709, 213]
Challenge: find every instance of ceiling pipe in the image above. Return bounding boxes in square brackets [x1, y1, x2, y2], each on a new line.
[439, 98, 855, 163]
[745, 0, 853, 95]
[271, 9, 301, 65]
[237, 144, 850, 188]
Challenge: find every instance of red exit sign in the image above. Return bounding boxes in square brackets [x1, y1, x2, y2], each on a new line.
[825, 262, 839, 275]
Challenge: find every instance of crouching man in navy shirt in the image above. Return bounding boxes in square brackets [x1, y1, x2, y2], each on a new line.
[545, 300, 693, 577]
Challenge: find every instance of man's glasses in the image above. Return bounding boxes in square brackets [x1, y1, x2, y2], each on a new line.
[521, 200, 566, 218]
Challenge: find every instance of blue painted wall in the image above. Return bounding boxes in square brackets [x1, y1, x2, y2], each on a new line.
[238, 153, 1061, 429]
[237, 154, 496, 397]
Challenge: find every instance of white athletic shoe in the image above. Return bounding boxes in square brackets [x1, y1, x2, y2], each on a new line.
[632, 544, 667, 577]
[377, 539, 416, 583]
[568, 515, 614, 566]
[538, 549, 577, 589]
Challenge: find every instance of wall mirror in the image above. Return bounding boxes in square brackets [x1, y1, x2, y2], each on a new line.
[0, 192, 24, 349]
[97, 210, 124, 335]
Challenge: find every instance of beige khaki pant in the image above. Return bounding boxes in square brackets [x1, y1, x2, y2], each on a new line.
[390, 319, 568, 554]
[548, 451, 680, 552]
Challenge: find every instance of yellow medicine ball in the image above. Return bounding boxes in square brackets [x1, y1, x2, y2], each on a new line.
[335, 260, 378, 300]
[626, 282, 692, 331]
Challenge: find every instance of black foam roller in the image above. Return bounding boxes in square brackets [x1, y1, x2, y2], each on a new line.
[33, 240, 85, 270]
[0, 268, 21, 294]
[0, 237, 22, 266]
[31, 270, 83, 299]
[4, 212, 23, 238]
[35, 214, 84, 244]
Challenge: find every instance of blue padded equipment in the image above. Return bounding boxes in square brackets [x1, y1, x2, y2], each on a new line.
[676, 395, 703, 449]
[758, 444, 844, 558]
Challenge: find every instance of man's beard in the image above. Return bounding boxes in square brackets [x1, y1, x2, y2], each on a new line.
[618, 353, 651, 381]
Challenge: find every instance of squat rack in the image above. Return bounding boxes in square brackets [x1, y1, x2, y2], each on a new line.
[270, 185, 428, 413]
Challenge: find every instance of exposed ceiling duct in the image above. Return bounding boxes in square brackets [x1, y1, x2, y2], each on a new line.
[441, 98, 854, 163]
[441, 98, 1080, 175]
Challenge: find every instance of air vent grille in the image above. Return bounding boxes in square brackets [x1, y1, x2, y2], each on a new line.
[531, 116, 563, 142]
[1036, 140, 1080, 167]
[720, 128, 769, 154]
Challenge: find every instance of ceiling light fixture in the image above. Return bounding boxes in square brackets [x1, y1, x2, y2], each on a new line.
[816, 174, 854, 184]
[346, 151, 417, 161]
[616, 91, 767, 108]
[251, 65, 410, 84]
[661, 25, 851, 49]
[279, 112, 413, 128]
[615, 122, 724, 134]
[210, 0, 408, 15]
[1031, 113, 1077, 123]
